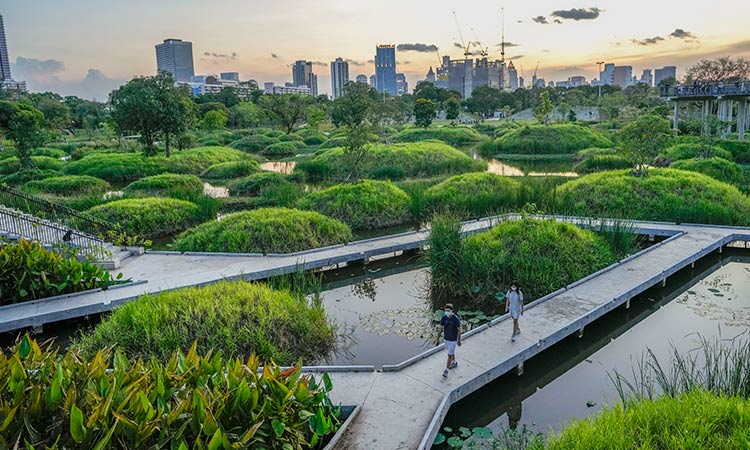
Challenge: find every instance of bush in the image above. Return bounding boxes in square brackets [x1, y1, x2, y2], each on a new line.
[574, 147, 615, 161]
[662, 143, 733, 162]
[124, 173, 204, 201]
[86, 197, 202, 237]
[6, 335, 341, 450]
[76, 281, 336, 364]
[573, 154, 632, 174]
[319, 137, 347, 149]
[715, 139, 750, 162]
[231, 134, 280, 152]
[0, 156, 64, 175]
[0, 169, 60, 186]
[228, 172, 290, 196]
[473, 121, 521, 137]
[0, 240, 117, 305]
[670, 157, 745, 184]
[429, 217, 615, 303]
[21, 175, 110, 196]
[262, 140, 306, 157]
[482, 124, 613, 155]
[393, 126, 483, 146]
[65, 153, 165, 183]
[173, 208, 352, 254]
[421, 173, 521, 219]
[161, 146, 247, 174]
[31, 147, 67, 158]
[298, 142, 486, 181]
[200, 160, 260, 179]
[556, 168, 750, 225]
[298, 180, 412, 229]
[303, 134, 328, 146]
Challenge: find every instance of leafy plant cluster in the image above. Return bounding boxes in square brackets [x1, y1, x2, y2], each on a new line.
[200, 160, 260, 180]
[86, 197, 204, 238]
[393, 126, 483, 146]
[124, 174, 205, 201]
[420, 173, 521, 220]
[479, 124, 613, 156]
[21, 175, 111, 196]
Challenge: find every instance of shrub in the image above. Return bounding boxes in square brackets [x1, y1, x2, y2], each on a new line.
[298, 180, 412, 229]
[161, 146, 247, 174]
[31, 147, 67, 158]
[230, 134, 280, 152]
[0, 156, 64, 175]
[65, 153, 164, 183]
[76, 281, 336, 364]
[715, 139, 750, 162]
[228, 172, 290, 196]
[393, 126, 483, 146]
[200, 160, 260, 179]
[5, 335, 341, 450]
[298, 142, 486, 181]
[473, 121, 521, 137]
[319, 137, 347, 149]
[124, 173, 204, 200]
[429, 217, 615, 304]
[21, 175, 110, 196]
[574, 147, 615, 161]
[482, 124, 613, 155]
[303, 134, 328, 146]
[0, 169, 60, 186]
[173, 208, 352, 254]
[556, 168, 750, 225]
[662, 143, 733, 162]
[0, 240, 118, 305]
[86, 197, 202, 237]
[262, 140, 306, 157]
[670, 157, 745, 184]
[573, 154, 632, 174]
[421, 173, 521, 219]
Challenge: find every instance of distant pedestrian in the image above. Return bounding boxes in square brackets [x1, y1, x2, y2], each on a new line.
[440, 303, 461, 378]
[505, 281, 524, 342]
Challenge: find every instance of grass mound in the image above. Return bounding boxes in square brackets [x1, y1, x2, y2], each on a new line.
[670, 157, 745, 184]
[200, 160, 260, 179]
[0, 156, 64, 175]
[556, 168, 750, 225]
[297, 142, 486, 181]
[481, 124, 613, 155]
[0, 169, 60, 186]
[662, 143, 733, 162]
[162, 146, 246, 174]
[262, 141, 306, 157]
[31, 147, 67, 158]
[124, 173, 204, 200]
[573, 154, 632, 174]
[75, 281, 336, 364]
[228, 172, 290, 196]
[298, 180, 412, 229]
[21, 175, 110, 196]
[86, 197, 202, 237]
[173, 207, 352, 254]
[64, 153, 164, 183]
[230, 135, 280, 152]
[421, 173, 521, 219]
[394, 126, 483, 146]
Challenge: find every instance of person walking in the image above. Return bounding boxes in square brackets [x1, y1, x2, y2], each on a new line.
[505, 281, 524, 342]
[440, 303, 461, 378]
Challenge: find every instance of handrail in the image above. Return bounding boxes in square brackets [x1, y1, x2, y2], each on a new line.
[0, 183, 122, 238]
[660, 80, 750, 98]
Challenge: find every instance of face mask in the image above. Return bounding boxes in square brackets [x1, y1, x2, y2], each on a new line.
[512, 287, 517, 291]
[444, 311, 453, 318]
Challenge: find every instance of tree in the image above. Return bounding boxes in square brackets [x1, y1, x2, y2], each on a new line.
[109, 72, 196, 156]
[414, 98, 437, 128]
[228, 102, 261, 128]
[202, 109, 228, 131]
[260, 94, 310, 134]
[533, 91, 554, 125]
[305, 106, 326, 130]
[29, 93, 72, 129]
[445, 97, 461, 121]
[685, 57, 750, 83]
[330, 82, 378, 180]
[618, 114, 673, 175]
[0, 101, 47, 169]
[465, 86, 503, 117]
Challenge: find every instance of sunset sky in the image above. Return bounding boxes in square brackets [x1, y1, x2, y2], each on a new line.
[5, 0, 750, 99]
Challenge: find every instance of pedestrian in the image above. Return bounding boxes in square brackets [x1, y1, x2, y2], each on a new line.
[505, 281, 524, 342]
[440, 303, 461, 378]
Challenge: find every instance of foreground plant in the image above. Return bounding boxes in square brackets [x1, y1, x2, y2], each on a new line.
[0, 336, 341, 449]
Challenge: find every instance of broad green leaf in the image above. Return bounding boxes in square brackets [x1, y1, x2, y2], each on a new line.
[271, 419, 285, 438]
[207, 429, 223, 450]
[70, 405, 86, 443]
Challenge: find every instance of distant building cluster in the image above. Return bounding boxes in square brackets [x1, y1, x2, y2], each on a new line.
[0, 13, 26, 95]
[592, 63, 676, 88]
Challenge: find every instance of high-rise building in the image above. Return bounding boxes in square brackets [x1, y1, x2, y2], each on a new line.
[292, 60, 318, 96]
[356, 74, 368, 84]
[375, 45, 398, 96]
[613, 65, 633, 88]
[396, 73, 409, 95]
[330, 57, 349, 99]
[425, 67, 436, 83]
[654, 66, 677, 86]
[220, 72, 239, 82]
[0, 14, 12, 82]
[448, 59, 473, 99]
[599, 63, 615, 86]
[639, 69, 653, 86]
[508, 62, 518, 91]
[369, 75, 377, 88]
[155, 39, 195, 82]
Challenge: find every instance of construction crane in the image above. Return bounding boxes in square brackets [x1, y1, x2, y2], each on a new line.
[435, 48, 443, 66]
[532, 60, 540, 86]
[471, 28, 489, 58]
[452, 11, 472, 59]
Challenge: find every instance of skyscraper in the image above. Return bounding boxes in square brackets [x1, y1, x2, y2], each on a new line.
[330, 57, 349, 99]
[613, 65, 633, 88]
[292, 60, 318, 96]
[375, 45, 398, 96]
[155, 39, 195, 82]
[425, 67, 436, 83]
[654, 66, 677, 86]
[356, 74, 368, 85]
[220, 72, 239, 82]
[508, 61, 518, 91]
[0, 14, 12, 82]
[369, 75, 377, 88]
[599, 63, 615, 85]
[640, 69, 653, 87]
[396, 73, 408, 95]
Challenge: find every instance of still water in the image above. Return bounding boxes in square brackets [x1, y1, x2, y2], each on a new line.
[487, 159, 577, 177]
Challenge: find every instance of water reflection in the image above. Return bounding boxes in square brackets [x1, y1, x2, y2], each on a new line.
[203, 182, 229, 198]
[261, 160, 296, 174]
[486, 159, 578, 177]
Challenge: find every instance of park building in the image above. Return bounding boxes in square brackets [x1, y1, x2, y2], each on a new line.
[155, 39, 195, 83]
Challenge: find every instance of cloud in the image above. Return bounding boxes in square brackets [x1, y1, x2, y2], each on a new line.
[397, 43, 438, 53]
[312, 61, 327, 67]
[532, 16, 548, 24]
[670, 29, 697, 40]
[12, 57, 123, 100]
[509, 55, 525, 60]
[633, 36, 665, 46]
[551, 7, 602, 21]
[270, 53, 279, 59]
[516, 20, 523, 23]
[453, 42, 465, 49]
[202, 51, 238, 62]
[346, 59, 365, 66]
[12, 57, 65, 79]
[554, 19, 563, 24]
[496, 42, 520, 48]
[367, 59, 375, 64]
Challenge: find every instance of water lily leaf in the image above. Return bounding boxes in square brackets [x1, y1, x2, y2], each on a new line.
[472, 426, 493, 439]
[433, 433, 446, 445]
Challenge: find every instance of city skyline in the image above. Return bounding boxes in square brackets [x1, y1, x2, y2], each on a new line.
[4, 0, 750, 99]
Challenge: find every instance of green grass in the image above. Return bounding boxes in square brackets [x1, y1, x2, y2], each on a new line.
[228, 172, 291, 196]
[86, 197, 202, 238]
[161, 146, 247, 174]
[200, 160, 260, 180]
[20, 175, 110, 196]
[0, 156, 64, 175]
[393, 126, 484, 146]
[555, 168, 750, 225]
[30, 147, 67, 158]
[421, 173, 521, 220]
[262, 141, 307, 157]
[0, 169, 60, 186]
[124, 173, 204, 201]
[297, 180, 412, 229]
[64, 153, 165, 183]
[479, 124, 613, 156]
[230, 134, 280, 152]
[716, 139, 750, 163]
[670, 157, 746, 184]
[74, 281, 336, 364]
[573, 154, 632, 174]
[173, 207, 352, 254]
[662, 143, 733, 162]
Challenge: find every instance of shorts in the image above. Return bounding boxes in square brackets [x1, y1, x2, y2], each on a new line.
[445, 340, 457, 356]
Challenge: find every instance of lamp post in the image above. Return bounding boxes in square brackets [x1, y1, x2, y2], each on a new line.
[596, 61, 605, 103]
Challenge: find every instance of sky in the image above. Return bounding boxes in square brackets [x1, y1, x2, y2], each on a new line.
[3, 0, 750, 99]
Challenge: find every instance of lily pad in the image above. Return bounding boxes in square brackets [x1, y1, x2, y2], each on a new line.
[472, 427, 493, 439]
[433, 433, 446, 445]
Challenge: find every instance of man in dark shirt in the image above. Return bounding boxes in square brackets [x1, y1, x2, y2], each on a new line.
[440, 303, 461, 378]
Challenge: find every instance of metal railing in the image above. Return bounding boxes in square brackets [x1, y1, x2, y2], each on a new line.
[0, 206, 109, 260]
[660, 81, 750, 98]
